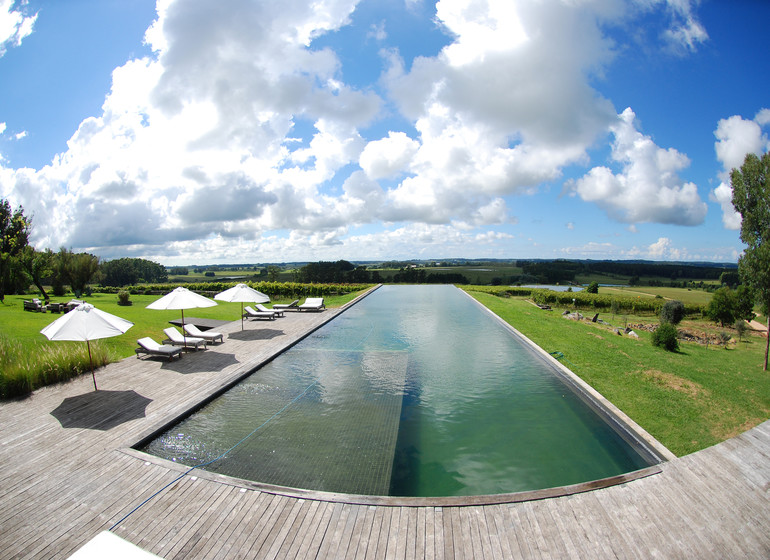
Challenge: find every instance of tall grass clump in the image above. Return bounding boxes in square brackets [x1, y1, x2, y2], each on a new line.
[0, 337, 110, 399]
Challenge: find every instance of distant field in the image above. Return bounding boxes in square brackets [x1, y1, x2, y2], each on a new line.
[601, 285, 715, 306]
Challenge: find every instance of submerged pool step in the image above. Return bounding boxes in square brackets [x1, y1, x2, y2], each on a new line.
[211, 350, 409, 495]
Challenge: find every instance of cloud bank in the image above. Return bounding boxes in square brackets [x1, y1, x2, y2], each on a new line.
[0, 0, 740, 263]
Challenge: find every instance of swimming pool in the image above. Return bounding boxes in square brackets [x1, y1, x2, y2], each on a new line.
[140, 285, 660, 497]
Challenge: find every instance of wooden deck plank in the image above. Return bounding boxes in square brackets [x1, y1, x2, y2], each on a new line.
[1, 296, 769, 559]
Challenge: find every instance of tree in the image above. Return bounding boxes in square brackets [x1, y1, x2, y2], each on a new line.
[660, 300, 685, 325]
[19, 247, 55, 301]
[720, 270, 741, 288]
[731, 151, 770, 370]
[707, 287, 736, 327]
[57, 248, 100, 298]
[267, 265, 281, 281]
[586, 281, 599, 294]
[101, 257, 168, 286]
[0, 199, 31, 302]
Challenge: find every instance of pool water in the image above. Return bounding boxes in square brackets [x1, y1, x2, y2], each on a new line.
[141, 285, 653, 497]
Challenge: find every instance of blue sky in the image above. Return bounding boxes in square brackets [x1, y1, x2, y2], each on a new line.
[0, 0, 768, 265]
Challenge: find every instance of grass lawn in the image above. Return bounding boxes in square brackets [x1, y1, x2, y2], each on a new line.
[0, 291, 364, 364]
[465, 289, 770, 458]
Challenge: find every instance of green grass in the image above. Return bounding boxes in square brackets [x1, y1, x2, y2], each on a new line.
[601, 285, 715, 306]
[0, 290, 365, 398]
[464, 289, 770, 457]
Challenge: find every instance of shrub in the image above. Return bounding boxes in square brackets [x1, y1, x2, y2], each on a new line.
[652, 323, 679, 352]
[660, 300, 685, 325]
[586, 282, 599, 294]
[117, 290, 132, 306]
[735, 320, 748, 342]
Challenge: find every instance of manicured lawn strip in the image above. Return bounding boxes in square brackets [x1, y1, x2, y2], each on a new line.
[465, 290, 770, 458]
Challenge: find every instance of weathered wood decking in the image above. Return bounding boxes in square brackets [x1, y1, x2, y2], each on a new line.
[1, 297, 769, 559]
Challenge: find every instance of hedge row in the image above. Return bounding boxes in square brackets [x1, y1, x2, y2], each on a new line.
[96, 281, 374, 299]
[464, 285, 706, 317]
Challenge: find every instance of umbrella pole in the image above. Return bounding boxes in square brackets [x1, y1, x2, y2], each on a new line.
[181, 309, 186, 346]
[87, 339, 97, 391]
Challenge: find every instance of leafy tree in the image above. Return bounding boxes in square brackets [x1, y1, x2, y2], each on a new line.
[734, 284, 756, 322]
[101, 257, 168, 286]
[101, 258, 138, 287]
[719, 270, 741, 288]
[57, 248, 100, 298]
[731, 151, 770, 369]
[267, 265, 281, 281]
[706, 287, 736, 327]
[660, 300, 685, 325]
[0, 200, 31, 302]
[586, 281, 599, 294]
[19, 247, 55, 301]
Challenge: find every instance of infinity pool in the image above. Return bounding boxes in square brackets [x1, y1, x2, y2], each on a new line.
[141, 285, 657, 497]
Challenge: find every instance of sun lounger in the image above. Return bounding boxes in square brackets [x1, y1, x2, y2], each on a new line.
[162, 327, 207, 349]
[298, 297, 325, 311]
[273, 299, 299, 310]
[183, 323, 224, 343]
[243, 306, 276, 320]
[255, 303, 284, 317]
[135, 337, 184, 361]
[23, 299, 44, 312]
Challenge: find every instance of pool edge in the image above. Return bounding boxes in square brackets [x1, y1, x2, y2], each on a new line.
[119, 446, 662, 507]
[460, 286, 678, 465]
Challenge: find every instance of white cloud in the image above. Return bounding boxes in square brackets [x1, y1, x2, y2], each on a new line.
[657, 0, 708, 53]
[710, 110, 770, 230]
[0, 0, 722, 263]
[567, 107, 707, 226]
[0, 0, 37, 57]
[359, 131, 419, 180]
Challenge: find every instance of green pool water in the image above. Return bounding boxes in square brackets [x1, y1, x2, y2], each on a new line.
[141, 285, 654, 497]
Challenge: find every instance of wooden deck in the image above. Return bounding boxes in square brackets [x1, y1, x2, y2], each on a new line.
[1, 296, 769, 559]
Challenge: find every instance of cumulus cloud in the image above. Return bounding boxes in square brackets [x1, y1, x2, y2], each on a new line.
[0, 0, 719, 263]
[0, 0, 36, 57]
[710, 110, 770, 229]
[567, 107, 707, 226]
[359, 131, 419, 180]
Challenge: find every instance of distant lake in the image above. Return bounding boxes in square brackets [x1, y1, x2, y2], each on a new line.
[521, 285, 584, 292]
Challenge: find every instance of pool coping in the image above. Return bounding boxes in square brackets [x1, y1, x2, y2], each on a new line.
[122, 284, 675, 507]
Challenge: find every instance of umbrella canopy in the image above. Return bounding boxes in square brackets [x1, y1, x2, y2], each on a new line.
[41, 303, 133, 391]
[147, 286, 217, 341]
[214, 283, 270, 330]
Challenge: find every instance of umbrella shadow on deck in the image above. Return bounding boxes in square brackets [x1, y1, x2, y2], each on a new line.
[227, 328, 284, 341]
[161, 351, 240, 374]
[51, 390, 152, 431]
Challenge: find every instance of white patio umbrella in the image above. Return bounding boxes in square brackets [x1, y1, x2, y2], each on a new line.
[214, 283, 270, 330]
[40, 303, 134, 391]
[146, 287, 217, 342]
